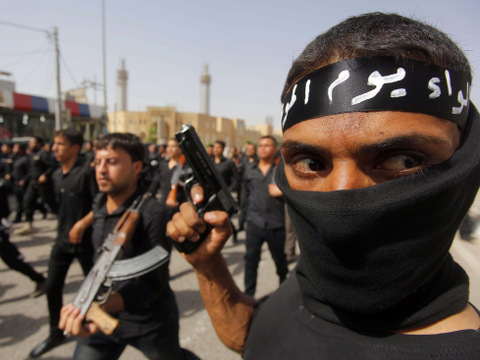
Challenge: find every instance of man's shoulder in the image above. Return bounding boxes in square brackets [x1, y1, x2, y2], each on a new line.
[142, 196, 168, 218]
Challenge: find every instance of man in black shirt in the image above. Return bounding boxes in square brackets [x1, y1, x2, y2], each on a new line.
[237, 142, 257, 231]
[15, 136, 57, 235]
[30, 129, 97, 358]
[59, 133, 197, 360]
[167, 13, 480, 360]
[242, 136, 287, 296]
[212, 140, 238, 193]
[10, 143, 29, 223]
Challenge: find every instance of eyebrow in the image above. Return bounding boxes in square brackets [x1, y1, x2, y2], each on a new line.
[281, 134, 450, 155]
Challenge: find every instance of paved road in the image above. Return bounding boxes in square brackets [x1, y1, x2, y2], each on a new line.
[1, 213, 479, 360]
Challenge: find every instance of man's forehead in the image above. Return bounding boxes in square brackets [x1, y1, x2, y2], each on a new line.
[282, 111, 460, 152]
[95, 146, 129, 158]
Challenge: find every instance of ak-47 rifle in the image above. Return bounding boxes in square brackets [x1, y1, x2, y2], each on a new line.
[71, 180, 169, 335]
[172, 124, 239, 253]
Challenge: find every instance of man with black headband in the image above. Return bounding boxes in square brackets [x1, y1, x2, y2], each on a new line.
[167, 12, 480, 359]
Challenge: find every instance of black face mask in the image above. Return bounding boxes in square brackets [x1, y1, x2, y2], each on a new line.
[276, 106, 480, 331]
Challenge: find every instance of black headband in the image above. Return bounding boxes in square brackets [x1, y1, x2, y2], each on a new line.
[281, 57, 470, 132]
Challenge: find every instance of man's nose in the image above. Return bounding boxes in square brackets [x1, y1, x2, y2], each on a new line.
[321, 161, 374, 191]
[96, 160, 107, 172]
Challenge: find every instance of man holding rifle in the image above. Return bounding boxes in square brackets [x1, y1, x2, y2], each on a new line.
[59, 133, 197, 360]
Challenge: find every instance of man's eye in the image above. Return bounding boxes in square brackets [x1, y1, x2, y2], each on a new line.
[292, 158, 325, 173]
[379, 155, 422, 171]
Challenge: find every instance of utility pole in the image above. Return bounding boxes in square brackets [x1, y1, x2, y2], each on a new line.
[53, 26, 62, 130]
[102, 0, 108, 125]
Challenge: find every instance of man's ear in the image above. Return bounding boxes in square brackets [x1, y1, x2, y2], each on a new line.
[133, 160, 143, 176]
[73, 144, 81, 154]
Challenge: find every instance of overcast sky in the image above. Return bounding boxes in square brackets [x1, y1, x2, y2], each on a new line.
[1, 0, 479, 130]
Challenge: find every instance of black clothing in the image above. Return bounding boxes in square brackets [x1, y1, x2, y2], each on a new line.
[12, 153, 29, 185]
[91, 191, 176, 339]
[243, 160, 284, 230]
[44, 156, 97, 333]
[51, 156, 97, 248]
[157, 159, 189, 217]
[213, 157, 238, 192]
[0, 221, 44, 283]
[243, 160, 287, 296]
[0, 152, 14, 179]
[23, 148, 58, 219]
[46, 242, 93, 331]
[237, 156, 257, 230]
[275, 105, 480, 331]
[25, 148, 56, 183]
[244, 223, 286, 296]
[12, 154, 29, 220]
[244, 273, 480, 360]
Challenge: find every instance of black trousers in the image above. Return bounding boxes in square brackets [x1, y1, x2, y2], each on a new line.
[0, 228, 44, 283]
[23, 181, 57, 222]
[13, 185, 25, 220]
[45, 243, 93, 332]
[244, 222, 288, 296]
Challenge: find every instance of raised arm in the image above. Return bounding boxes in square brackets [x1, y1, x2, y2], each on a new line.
[167, 187, 256, 353]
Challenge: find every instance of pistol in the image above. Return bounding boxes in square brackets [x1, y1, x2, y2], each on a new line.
[173, 124, 238, 253]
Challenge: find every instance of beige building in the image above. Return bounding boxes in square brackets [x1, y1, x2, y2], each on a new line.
[107, 61, 282, 147]
[107, 105, 281, 147]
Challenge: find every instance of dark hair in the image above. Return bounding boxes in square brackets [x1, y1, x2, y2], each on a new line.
[281, 12, 472, 102]
[214, 140, 226, 149]
[96, 133, 144, 163]
[260, 135, 278, 147]
[54, 128, 84, 148]
[33, 136, 44, 147]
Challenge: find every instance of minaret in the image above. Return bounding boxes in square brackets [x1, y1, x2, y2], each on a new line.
[200, 64, 211, 115]
[116, 58, 128, 111]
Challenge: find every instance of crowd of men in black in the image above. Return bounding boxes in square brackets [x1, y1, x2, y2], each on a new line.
[0, 133, 296, 359]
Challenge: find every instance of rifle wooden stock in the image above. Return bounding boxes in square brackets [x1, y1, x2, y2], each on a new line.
[165, 184, 179, 208]
[165, 155, 186, 208]
[86, 302, 119, 335]
[112, 211, 141, 245]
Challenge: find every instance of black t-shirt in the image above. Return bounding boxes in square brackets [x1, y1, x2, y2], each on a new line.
[214, 157, 238, 192]
[243, 161, 284, 230]
[244, 273, 480, 360]
[91, 190, 177, 339]
[52, 156, 97, 248]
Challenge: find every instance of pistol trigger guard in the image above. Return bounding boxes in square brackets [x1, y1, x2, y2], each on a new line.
[183, 177, 198, 203]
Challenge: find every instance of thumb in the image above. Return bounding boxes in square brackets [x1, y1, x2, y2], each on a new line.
[203, 211, 232, 237]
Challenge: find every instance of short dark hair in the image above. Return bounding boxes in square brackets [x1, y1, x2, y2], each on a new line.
[96, 133, 144, 163]
[281, 12, 472, 102]
[54, 128, 84, 148]
[33, 136, 44, 147]
[244, 141, 257, 150]
[260, 135, 278, 147]
[214, 140, 226, 149]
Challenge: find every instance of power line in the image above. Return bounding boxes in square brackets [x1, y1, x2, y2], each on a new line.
[0, 48, 52, 58]
[0, 20, 49, 35]
[60, 53, 79, 88]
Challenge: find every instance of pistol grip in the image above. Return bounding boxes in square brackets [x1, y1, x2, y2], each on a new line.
[172, 223, 212, 254]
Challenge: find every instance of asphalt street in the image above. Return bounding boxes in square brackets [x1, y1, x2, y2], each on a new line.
[0, 212, 479, 360]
